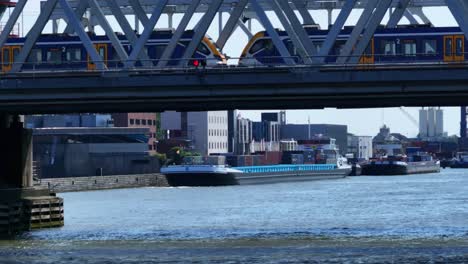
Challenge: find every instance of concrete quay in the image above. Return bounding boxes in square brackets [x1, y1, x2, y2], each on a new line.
[38, 174, 169, 193]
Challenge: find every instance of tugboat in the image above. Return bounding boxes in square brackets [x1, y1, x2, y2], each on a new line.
[361, 152, 440, 175]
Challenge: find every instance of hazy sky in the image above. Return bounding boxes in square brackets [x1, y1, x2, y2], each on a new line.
[4, 3, 462, 137]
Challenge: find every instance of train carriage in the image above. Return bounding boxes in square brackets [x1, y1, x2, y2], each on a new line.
[1, 30, 226, 72]
[239, 25, 466, 66]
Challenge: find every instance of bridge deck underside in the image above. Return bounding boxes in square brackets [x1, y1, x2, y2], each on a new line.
[1, 65, 468, 113]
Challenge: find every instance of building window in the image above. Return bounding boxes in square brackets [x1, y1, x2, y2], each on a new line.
[142, 119, 147, 125]
[148, 120, 152, 126]
[149, 145, 153, 150]
[136, 119, 141, 125]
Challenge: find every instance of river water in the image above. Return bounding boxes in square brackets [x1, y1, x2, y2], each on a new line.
[2, 169, 468, 263]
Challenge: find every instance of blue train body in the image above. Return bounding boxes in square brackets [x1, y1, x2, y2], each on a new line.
[1, 30, 224, 71]
[240, 26, 466, 65]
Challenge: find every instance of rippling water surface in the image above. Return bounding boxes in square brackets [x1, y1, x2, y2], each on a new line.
[2, 169, 468, 263]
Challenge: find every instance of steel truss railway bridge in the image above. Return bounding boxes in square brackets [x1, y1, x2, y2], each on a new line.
[1, 0, 468, 191]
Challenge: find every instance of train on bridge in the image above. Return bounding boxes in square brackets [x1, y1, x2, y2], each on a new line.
[1, 29, 226, 72]
[0, 24, 466, 72]
[240, 25, 465, 65]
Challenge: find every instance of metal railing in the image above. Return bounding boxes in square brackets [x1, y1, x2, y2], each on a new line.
[235, 164, 337, 174]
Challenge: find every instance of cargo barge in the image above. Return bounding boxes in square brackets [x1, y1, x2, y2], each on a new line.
[361, 153, 440, 175]
[162, 162, 351, 187]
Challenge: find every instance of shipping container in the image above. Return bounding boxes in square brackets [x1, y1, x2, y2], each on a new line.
[264, 151, 282, 165]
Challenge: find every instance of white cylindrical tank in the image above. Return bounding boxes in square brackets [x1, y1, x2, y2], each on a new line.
[419, 109, 428, 138]
[436, 109, 444, 137]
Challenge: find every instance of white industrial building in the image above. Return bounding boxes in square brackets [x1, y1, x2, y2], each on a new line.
[419, 108, 445, 139]
[161, 111, 228, 156]
[348, 135, 373, 160]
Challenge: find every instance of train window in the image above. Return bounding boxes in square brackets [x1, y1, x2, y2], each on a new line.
[264, 39, 274, 52]
[66, 48, 81, 62]
[2, 49, 9, 65]
[249, 39, 265, 54]
[197, 43, 210, 55]
[422, 39, 437, 55]
[27, 49, 42, 63]
[381, 40, 396, 56]
[445, 38, 453, 57]
[456, 38, 463, 56]
[13, 48, 20, 60]
[47, 49, 62, 64]
[403, 40, 416, 56]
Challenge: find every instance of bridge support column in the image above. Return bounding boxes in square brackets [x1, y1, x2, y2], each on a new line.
[0, 115, 64, 236]
[0, 115, 32, 189]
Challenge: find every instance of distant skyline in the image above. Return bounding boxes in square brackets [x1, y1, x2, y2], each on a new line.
[3, 4, 462, 137]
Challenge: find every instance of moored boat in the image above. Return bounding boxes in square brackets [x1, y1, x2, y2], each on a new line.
[361, 153, 440, 175]
[449, 152, 468, 168]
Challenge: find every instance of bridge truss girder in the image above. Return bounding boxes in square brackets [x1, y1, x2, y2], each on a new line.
[0, 0, 466, 72]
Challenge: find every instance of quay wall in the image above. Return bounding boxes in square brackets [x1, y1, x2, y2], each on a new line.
[38, 174, 169, 193]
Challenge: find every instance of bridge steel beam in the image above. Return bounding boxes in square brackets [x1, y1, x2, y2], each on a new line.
[277, 0, 319, 62]
[291, 0, 315, 24]
[446, 0, 468, 41]
[179, 0, 224, 66]
[318, 0, 357, 63]
[129, 0, 150, 26]
[409, 7, 431, 24]
[403, 9, 419, 25]
[125, 0, 169, 69]
[250, 0, 295, 65]
[88, 0, 128, 63]
[336, 0, 379, 64]
[238, 19, 254, 38]
[387, 0, 411, 28]
[106, 0, 152, 67]
[63, 0, 88, 34]
[57, 0, 106, 71]
[157, 0, 201, 68]
[0, 0, 27, 49]
[11, 0, 60, 72]
[216, 0, 249, 50]
[348, 0, 394, 64]
[270, 0, 312, 64]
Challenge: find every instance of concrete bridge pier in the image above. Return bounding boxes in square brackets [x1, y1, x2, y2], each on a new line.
[0, 114, 33, 188]
[0, 114, 64, 236]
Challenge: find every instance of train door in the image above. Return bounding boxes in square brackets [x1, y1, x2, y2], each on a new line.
[444, 35, 465, 62]
[87, 43, 107, 70]
[359, 38, 375, 64]
[2, 45, 21, 72]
